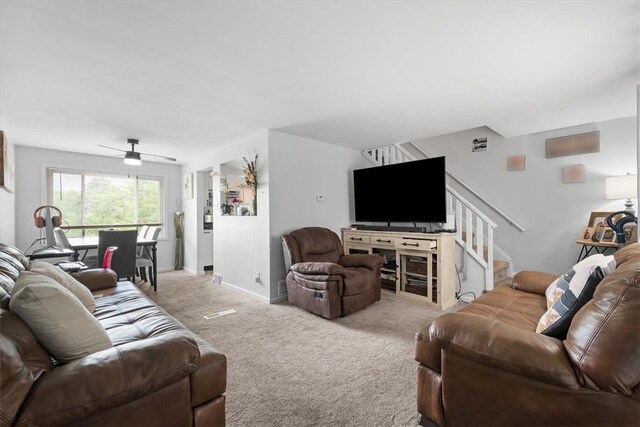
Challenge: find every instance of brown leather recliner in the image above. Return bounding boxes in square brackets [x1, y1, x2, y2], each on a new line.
[415, 242, 640, 426]
[282, 227, 383, 319]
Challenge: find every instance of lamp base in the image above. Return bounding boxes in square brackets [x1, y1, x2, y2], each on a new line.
[624, 199, 636, 215]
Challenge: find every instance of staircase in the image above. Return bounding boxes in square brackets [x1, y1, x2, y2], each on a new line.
[363, 143, 518, 294]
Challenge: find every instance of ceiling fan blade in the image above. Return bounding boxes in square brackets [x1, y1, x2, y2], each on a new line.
[138, 151, 177, 162]
[98, 144, 127, 153]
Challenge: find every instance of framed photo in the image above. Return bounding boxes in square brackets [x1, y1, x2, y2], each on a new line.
[588, 211, 623, 227]
[0, 131, 15, 193]
[579, 226, 595, 241]
[183, 173, 193, 199]
[472, 137, 487, 152]
[600, 228, 617, 244]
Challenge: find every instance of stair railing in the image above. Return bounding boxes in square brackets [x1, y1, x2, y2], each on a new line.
[362, 143, 499, 291]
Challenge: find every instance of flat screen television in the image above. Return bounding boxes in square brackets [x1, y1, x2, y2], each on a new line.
[353, 156, 446, 223]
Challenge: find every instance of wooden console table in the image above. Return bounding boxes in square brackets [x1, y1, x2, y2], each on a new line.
[342, 228, 456, 310]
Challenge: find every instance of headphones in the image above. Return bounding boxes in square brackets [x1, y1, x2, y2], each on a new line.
[33, 205, 63, 229]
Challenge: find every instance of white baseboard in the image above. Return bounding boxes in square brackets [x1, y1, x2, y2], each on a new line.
[221, 281, 270, 302]
[157, 266, 174, 273]
[269, 295, 288, 303]
[183, 267, 198, 276]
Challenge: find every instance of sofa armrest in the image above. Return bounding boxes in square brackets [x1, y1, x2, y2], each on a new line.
[511, 270, 558, 296]
[71, 269, 118, 291]
[338, 254, 383, 270]
[429, 313, 578, 389]
[290, 262, 346, 276]
[16, 333, 200, 426]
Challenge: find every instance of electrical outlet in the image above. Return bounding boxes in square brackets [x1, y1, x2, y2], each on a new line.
[278, 280, 287, 295]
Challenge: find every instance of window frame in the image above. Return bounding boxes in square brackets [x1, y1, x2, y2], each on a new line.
[45, 166, 167, 239]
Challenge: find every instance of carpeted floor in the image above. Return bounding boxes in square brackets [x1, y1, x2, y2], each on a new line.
[143, 270, 461, 427]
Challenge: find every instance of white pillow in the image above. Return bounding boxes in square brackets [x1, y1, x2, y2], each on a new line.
[536, 255, 616, 336]
[27, 260, 95, 312]
[9, 272, 112, 362]
[544, 254, 611, 308]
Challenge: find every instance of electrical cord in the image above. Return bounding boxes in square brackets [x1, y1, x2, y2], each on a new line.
[454, 263, 476, 303]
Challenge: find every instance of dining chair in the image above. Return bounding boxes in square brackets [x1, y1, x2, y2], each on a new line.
[137, 225, 150, 257]
[136, 226, 161, 284]
[54, 227, 98, 267]
[98, 230, 137, 281]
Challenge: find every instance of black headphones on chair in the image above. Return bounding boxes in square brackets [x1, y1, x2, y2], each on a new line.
[33, 205, 63, 228]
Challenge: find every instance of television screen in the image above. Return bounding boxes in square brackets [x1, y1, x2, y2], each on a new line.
[353, 156, 446, 223]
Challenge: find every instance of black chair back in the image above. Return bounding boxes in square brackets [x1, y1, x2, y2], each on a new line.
[98, 230, 137, 281]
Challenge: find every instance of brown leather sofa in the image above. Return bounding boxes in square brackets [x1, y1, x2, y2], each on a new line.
[0, 244, 226, 426]
[415, 243, 640, 426]
[282, 227, 383, 319]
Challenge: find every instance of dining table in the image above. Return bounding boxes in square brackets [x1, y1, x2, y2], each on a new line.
[67, 236, 159, 291]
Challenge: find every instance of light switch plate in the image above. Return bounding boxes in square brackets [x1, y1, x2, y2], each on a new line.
[315, 194, 326, 202]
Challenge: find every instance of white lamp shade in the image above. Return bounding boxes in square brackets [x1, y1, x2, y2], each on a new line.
[605, 174, 637, 199]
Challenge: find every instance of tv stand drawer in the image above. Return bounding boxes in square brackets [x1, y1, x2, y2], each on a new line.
[344, 232, 370, 244]
[395, 239, 436, 251]
[370, 235, 397, 247]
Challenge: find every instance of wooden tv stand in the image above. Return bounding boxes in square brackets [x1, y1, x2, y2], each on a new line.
[341, 228, 456, 310]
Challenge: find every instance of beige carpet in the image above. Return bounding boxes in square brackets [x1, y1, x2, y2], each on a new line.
[144, 271, 461, 427]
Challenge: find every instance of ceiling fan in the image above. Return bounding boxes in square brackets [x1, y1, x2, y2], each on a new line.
[98, 139, 177, 165]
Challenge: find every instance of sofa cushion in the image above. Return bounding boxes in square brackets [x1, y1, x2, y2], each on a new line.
[0, 272, 14, 295]
[0, 243, 30, 268]
[537, 256, 615, 338]
[0, 309, 53, 425]
[28, 260, 96, 312]
[564, 259, 640, 394]
[0, 251, 26, 274]
[461, 286, 547, 331]
[0, 258, 21, 281]
[10, 272, 112, 362]
[93, 281, 227, 401]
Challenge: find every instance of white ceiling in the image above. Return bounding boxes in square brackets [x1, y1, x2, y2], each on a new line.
[1, 1, 638, 164]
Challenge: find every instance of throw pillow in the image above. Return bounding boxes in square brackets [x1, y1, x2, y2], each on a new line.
[9, 272, 112, 362]
[27, 260, 95, 312]
[544, 254, 606, 309]
[536, 256, 616, 338]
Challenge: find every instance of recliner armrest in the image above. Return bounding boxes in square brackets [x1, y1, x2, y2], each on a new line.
[16, 333, 200, 426]
[290, 262, 346, 276]
[429, 313, 578, 389]
[511, 270, 558, 296]
[71, 268, 118, 291]
[338, 254, 383, 270]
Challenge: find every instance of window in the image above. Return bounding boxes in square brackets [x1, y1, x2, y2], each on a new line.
[47, 168, 164, 237]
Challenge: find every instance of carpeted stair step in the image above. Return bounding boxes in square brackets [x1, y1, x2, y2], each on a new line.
[493, 260, 509, 285]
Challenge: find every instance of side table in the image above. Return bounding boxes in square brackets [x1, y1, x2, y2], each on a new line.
[575, 239, 620, 262]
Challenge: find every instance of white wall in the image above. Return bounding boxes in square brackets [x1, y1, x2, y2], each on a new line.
[268, 130, 363, 299]
[412, 116, 637, 275]
[0, 189, 16, 245]
[14, 146, 182, 270]
[182, 131, 271, 300]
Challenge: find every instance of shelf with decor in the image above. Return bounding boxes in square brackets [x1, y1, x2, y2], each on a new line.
[342, 228, 455, 310]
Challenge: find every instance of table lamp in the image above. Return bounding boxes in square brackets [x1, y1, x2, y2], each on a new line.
[605, 173, 638, 214]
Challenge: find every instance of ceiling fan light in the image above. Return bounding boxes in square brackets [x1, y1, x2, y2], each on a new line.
[124, 151, 142, 166]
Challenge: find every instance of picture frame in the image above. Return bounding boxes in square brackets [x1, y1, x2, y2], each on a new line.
[472, 137, 487, 152]
[0, 131, 15, 193]
[183, 173, 194, 199]
[600, 228, 617, 244]
[588, 211, 623, 228]
[579, 226, 595, 241]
